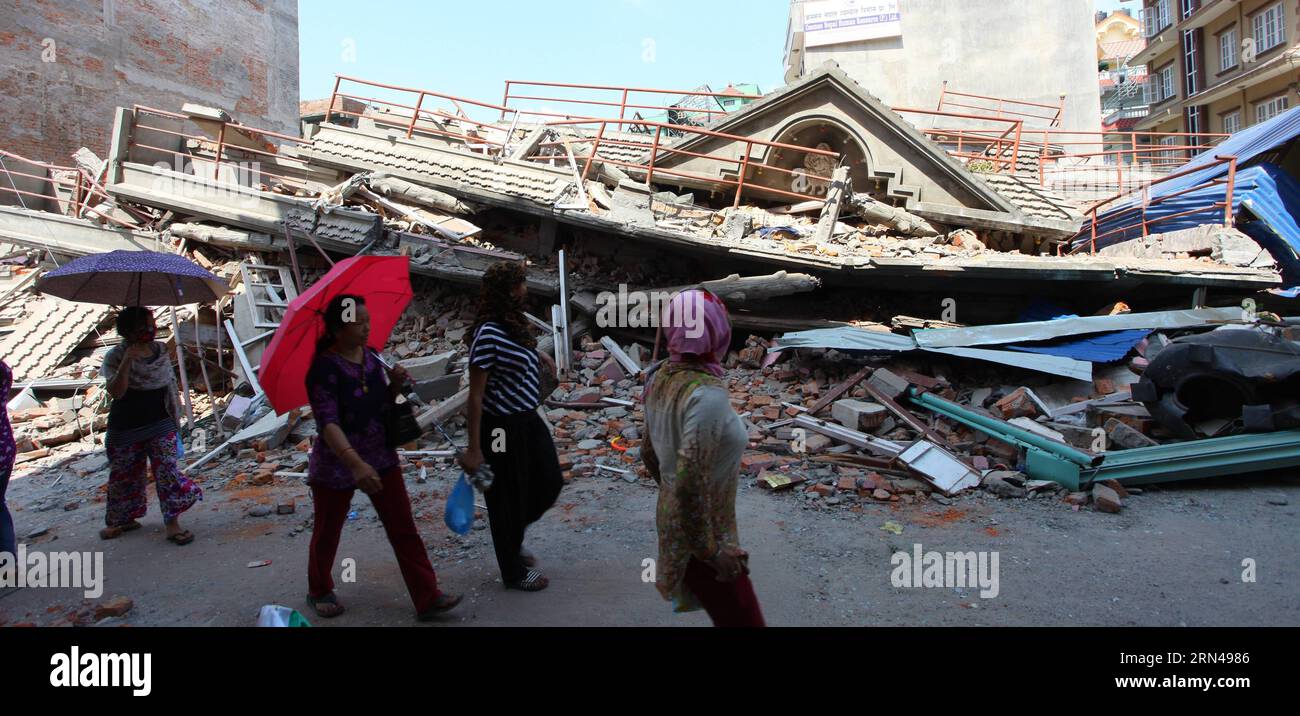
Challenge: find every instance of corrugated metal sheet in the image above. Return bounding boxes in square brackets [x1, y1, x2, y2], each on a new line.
[913, 307, 1240, 348]
[769, 326, 1093, 380]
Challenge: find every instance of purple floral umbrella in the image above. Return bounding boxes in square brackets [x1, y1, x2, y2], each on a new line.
[34, 250, 228, 306]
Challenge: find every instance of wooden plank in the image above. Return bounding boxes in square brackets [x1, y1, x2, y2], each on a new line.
[806, 366, 873, 416]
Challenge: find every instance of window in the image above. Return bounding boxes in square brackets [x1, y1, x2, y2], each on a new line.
[1160, 135, 1179, 162]
[1256, 95, 1289, 124]
[1161, 65, 1175, 100]
[1183, 29, 1201, 95]
[1253, 3, 1285, 53]
[1223, 110, 1241, 134]
[1219, 27, 1239, 71]
[1145, 0, 1172, 37]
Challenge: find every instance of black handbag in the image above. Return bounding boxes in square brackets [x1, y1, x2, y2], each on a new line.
[385, 392, 423, 448]
[370, 348, 423, 448]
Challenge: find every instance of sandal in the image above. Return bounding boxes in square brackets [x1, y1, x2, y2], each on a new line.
[416, 592, 463, 621]
[307, 593, 345, 619]
[166, 530, 195, 545]
[506, 569, 549, 592]
[99, 521, 142, 540]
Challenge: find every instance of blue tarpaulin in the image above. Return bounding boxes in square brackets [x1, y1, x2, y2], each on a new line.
[1003, 301, 1149, 363]
[1006, 329, 1150, 363]
[1082, 163, 1300, 285]
[1075, 105, 1300, 288]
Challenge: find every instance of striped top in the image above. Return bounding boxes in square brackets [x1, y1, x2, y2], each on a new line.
[468, 321, 541, 416]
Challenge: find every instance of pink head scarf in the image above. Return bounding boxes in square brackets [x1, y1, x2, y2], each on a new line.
[659, 289, 731, 377]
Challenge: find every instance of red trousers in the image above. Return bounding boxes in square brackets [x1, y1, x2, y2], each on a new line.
[683, 557, 766, 627]
[307, 466, 442, 613]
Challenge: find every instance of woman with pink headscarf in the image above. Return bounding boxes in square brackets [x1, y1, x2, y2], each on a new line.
[641, 289, 765, 627]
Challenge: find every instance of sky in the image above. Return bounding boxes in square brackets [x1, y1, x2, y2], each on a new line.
[1095, 0, 1142, 15]
[298, 0, 793, 118]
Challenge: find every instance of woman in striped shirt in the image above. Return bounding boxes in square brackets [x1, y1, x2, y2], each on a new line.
[459, 261, 563, 591]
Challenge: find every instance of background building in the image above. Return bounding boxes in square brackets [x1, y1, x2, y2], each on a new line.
[1131, 0, 1300, 138]
[0, 0, 299, 165]
[783, 0, 1103, 135]
[1098, 8, 1150, 156]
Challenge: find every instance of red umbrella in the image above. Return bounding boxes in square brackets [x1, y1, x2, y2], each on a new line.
[259, 255, 412, 414]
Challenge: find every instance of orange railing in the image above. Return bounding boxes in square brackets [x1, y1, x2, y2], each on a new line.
[1075, 154, 1238, 254]
[0, 148, 139, 228]
[128, 105, 317, 191]
[540, 118, 843, 206]
[896, 108, 1025, 173]
[1030, 128, 1229, 197]
[325, 75, 520, 152]
[500, 80, 762, 125]
[322, 75, 840, 206]
[936, 82, 1065, 128]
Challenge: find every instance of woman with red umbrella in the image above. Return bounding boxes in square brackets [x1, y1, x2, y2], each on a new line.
[302, 293, 461, 620]
[258, 255, 461, 620]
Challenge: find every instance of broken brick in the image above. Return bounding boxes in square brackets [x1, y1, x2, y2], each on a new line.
[1092, 483, 1123, 513]
[93, 596, 134, 621]
[994, 388, 1039, 419]
[805, 483, 834, 497]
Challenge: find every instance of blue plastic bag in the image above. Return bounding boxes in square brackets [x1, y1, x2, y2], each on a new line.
[444, 473, 474, 535]
[176, 433, 184, 460]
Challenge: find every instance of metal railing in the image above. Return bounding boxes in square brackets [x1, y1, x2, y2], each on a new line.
[326, 75, 520, 153]
[1030, 128, 1229, 198]
[128, 105, 317, 191]
[936, 81, 1065, 128]
[500, 79, 762, 125]
[1075, 154, 1238, 254]
[541, 117, 843, 206]
[897, 108, 1025, 173]
[0, 148, 139, 228]
[322, 74, 839, 206]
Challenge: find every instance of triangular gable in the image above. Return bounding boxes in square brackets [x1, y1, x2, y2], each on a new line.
[650, 61, 1029, 225]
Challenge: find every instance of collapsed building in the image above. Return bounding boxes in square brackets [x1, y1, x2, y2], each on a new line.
[2, 61, 1298, 510]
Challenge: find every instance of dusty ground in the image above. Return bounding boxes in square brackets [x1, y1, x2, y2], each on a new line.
[2, 450, 1297, 628]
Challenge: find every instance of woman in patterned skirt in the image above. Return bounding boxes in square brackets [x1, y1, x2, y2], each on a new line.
[99, 307, 202, 544]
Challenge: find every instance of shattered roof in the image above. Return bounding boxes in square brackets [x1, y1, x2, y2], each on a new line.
[304, 127, 572, 205]
[0, 297, 110, 382]
[979, 173, 1083, 222]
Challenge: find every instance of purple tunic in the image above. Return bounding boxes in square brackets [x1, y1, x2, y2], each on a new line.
[305, 350, 398, 490]
[0, 360, 14, 469]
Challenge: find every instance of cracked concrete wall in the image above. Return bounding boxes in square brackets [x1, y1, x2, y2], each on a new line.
[0, 0, 299, 165]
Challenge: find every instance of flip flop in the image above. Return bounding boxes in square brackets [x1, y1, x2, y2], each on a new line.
[166, 530, 195, 545]
[99, 521, 142, 540]
[506, 569, 549, 592]
[307, 593, 345, 619]
[416, 592, 462, 621]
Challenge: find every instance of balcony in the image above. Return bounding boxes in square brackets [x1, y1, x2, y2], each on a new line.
[1179, 0, 1236, 31]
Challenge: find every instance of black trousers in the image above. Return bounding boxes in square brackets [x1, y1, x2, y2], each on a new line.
[479, 409, 564, 583]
